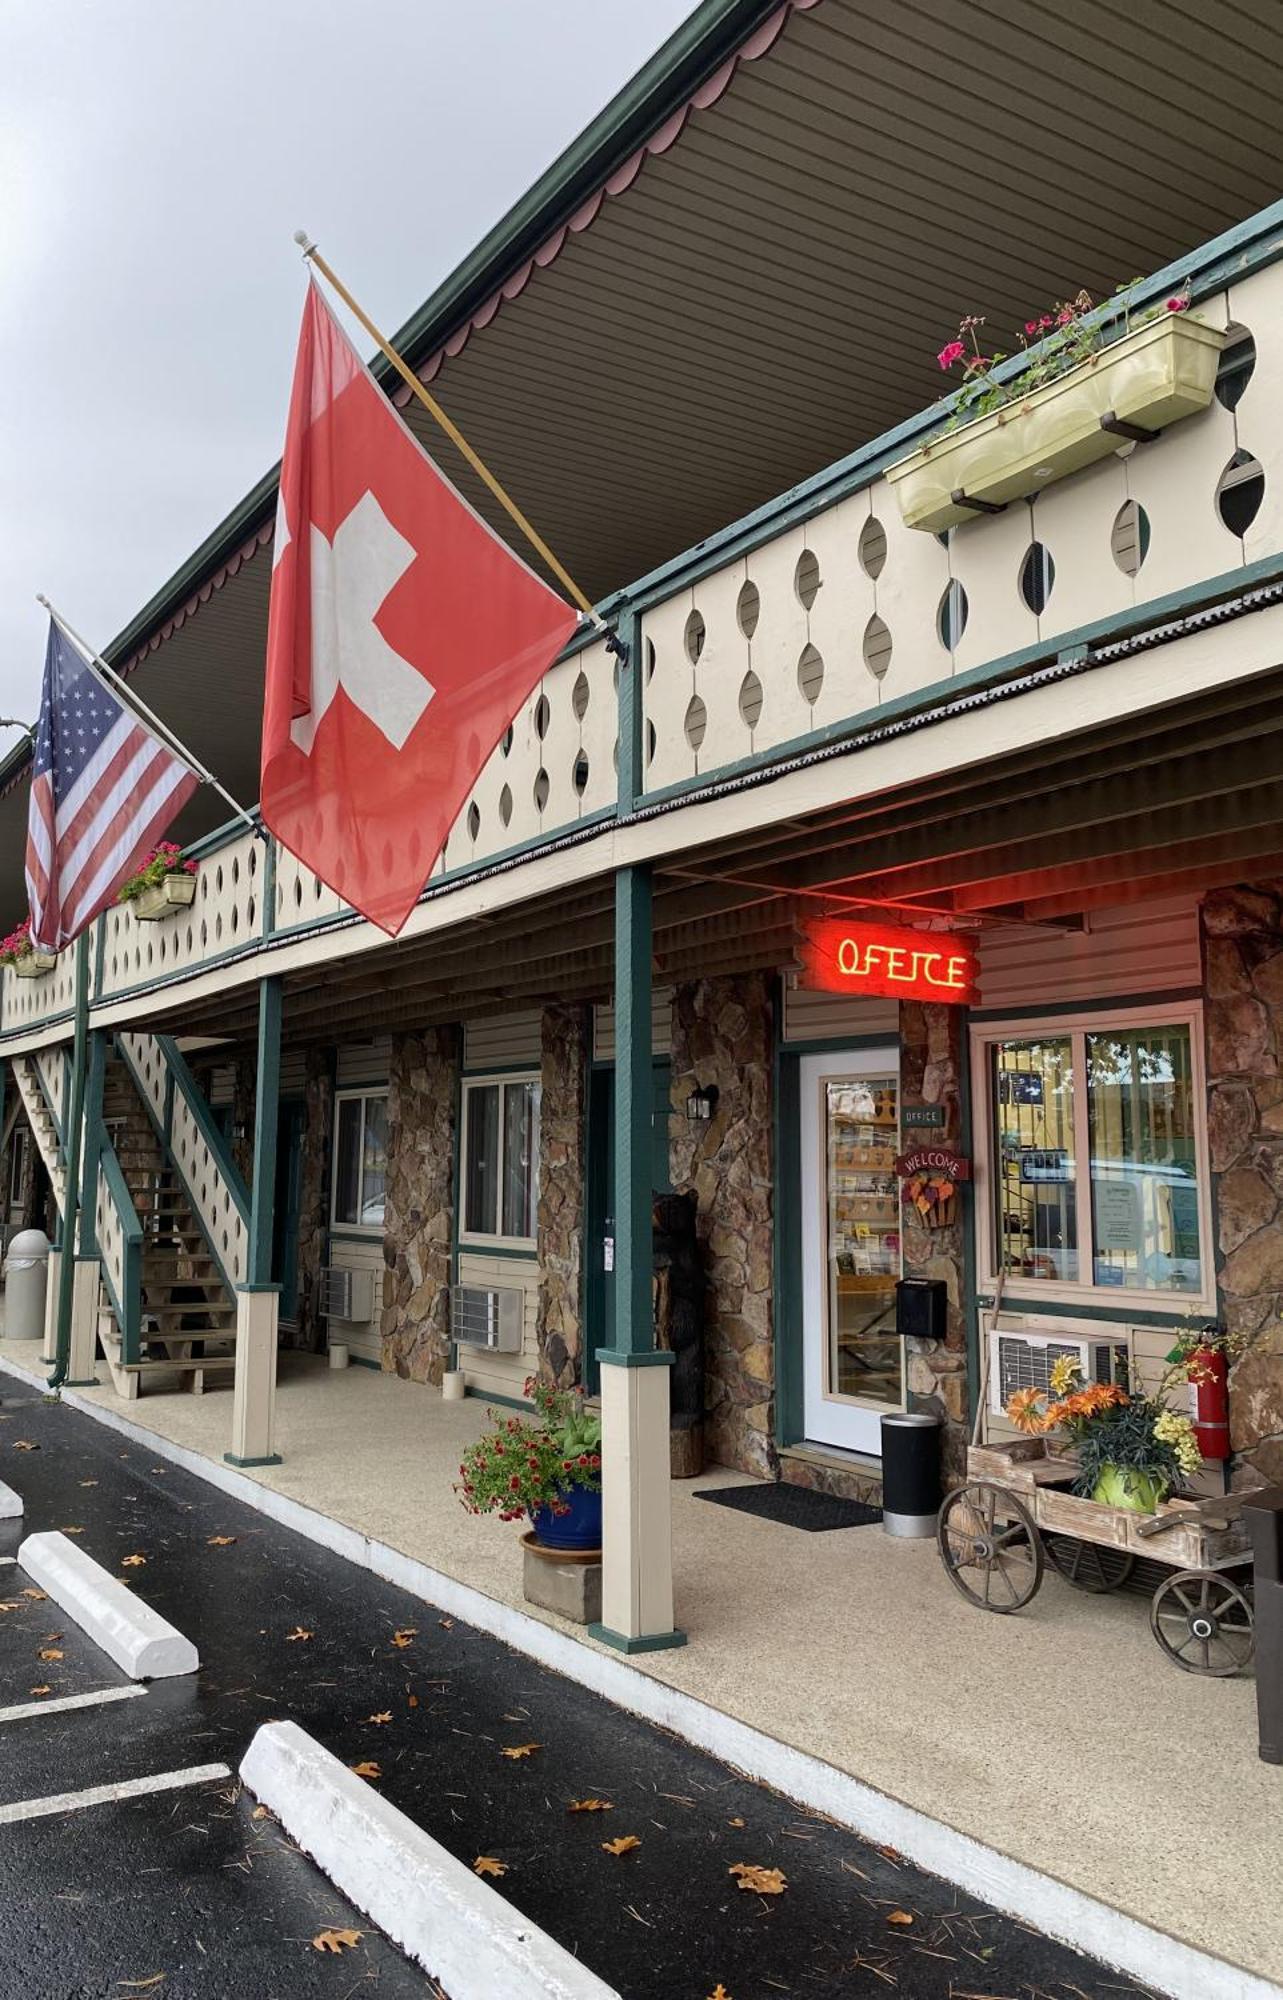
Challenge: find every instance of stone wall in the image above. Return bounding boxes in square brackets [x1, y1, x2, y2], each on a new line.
[230, 1055, 257, 1189]
[898, 1000, 970, 1482]
[1201, 885, 1283, 1487]
[380, 1026, 458, 1384]
[669, 973, 774, 1477]
[283, 1047, 333, 1354]
[536, 1003, 589, 1388]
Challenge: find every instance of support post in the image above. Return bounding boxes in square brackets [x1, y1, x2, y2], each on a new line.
[49, 933, 90, 1390]
[589, 864, 685, 1653]
[66, 1031, 107, 1387]
[228, 977, 282, 1467]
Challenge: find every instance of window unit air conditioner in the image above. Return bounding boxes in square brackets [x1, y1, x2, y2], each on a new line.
[451, 1284, 523, 1353]
[320, 1266, 375, 1323]
[989, 1327, 1128, 1416]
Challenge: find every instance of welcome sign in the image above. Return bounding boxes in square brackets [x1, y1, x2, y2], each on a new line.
[797, 918, 978, 1005]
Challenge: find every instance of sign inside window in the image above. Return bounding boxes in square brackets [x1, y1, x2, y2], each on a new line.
[798, 919, 978, 1004]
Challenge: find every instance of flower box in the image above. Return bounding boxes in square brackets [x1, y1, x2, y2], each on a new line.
[885, 315, 1226, 533]
[11, 950, 57, 978]
[132, 875, 197, 921]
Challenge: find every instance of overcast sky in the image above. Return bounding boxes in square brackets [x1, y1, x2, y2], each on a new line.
[0, 0, 690, 744]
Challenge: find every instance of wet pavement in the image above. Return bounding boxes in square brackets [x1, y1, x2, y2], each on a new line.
[0, 1383, 1160, 2000]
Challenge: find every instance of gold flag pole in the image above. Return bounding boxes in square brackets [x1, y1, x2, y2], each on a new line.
[294, 231, 604, 629]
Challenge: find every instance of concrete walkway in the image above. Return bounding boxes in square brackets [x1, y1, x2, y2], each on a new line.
[1, 1338, 1277, 1990]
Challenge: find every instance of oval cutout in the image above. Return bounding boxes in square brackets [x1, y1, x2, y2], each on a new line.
[738, 669, 763, 730]
[937, 580, 968, 651]
[862, 614, 892, 681]
[1110, 499, 1150, 576]
[794, 549, 821, 609]
[736, 580, 760, 640]
[684, 610, 706, 665]
[797, 643, 824, 705]
[858, 516, 887, 579]
[1217, 449, 1265, 535]
[1019, 542, 1055, 616]
[684, 695, 707, 751]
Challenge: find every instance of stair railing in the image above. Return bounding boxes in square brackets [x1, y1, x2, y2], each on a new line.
[116, 1031, 251, 1291]
[13, 1056, 67, 1213]
[93, 1138, 144, 1365]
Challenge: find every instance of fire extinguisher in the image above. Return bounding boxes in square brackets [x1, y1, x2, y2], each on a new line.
[1188, 1329, 1230, 1462]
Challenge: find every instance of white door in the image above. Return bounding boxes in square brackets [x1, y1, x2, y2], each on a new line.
[799, 1048, 904, 1454]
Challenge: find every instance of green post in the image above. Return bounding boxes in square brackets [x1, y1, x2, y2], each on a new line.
[249, 977, 282, 1286]
[614, 606, 644, 814]
[608, 862, 655, 1359]
[49, 932, 91, 1389]
[75, 1032, 106, 1259]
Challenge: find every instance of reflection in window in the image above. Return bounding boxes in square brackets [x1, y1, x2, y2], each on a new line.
[1088, 1027, 1200, 1294]
[464, 1085, 500, 1237]
[993, 1039, 1078, 1282]
[333, 1092, 389, 1229]
[463, 1077, 541, 1241]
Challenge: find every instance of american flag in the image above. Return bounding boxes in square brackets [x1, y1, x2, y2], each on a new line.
[25, 620, 199, 951]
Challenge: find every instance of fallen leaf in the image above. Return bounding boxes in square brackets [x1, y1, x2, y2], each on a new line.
[60, 1526, 84, 1535]
[727, 1816, 745, 1828]
[728, 1862, 787, 1896]
[285, 1626, 314, 1643]
[438, 1617, 454, 1630]
[568, 1798, 613, 1814]
[472, 1855, 508, 1878]
[601, 1835, 642, 1856]
[365, 1711, 393, 1726]
[42, 1632, 64, 1641]
[407, 1694, 419, 1709]
[251, 1804, 272, 1821]
[28, 1685, 51, 1697]
[312, 1928, 362, 1954]
[0, 1601, 19, 1613]
[38, 1648, 63, 1662]
[876, 1844, 903, 1866]
[21, 1589, 47, 1601]
[207, 1535, 237, 1547]
[350, 1761, 382, 1780]
[121, 1554, 147, 1568]
[12, 1440, 39, 1451]
[500, 1743, 541, 1760]
[707, 1987, 732, 2000]
[391, 1628, 417, 1648]
[887, 1910, 914, 1927]
[78, 1479, 98, 1488]
[115, 1979, 166, 1991]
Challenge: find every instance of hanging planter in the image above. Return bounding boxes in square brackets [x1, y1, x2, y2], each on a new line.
[0, 920, 56, 977]
[132, 874, 198, 921]
[886, 298, 1226, 535]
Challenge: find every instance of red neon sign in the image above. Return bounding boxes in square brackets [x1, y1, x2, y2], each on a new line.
[798, 919, 978, 1005]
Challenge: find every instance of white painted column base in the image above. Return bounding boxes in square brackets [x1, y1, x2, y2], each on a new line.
[228, 1287, 280, 1467]
[67, 1258, 100, 1384]
[42, 1246, 60, 1363]
[592, 1358, 684, 1653]
[0, 1479, 23, 1518]
[18, 1530, 199, 1679]
[241, 1721, 619, 2000]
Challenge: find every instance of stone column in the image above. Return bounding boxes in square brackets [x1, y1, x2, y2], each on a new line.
[898, 999, 969, 1481]
[286, 1047, 334, 1354]
[536, 1002, 589, 1388]
[1201, 885, 1283, 1488]
[231, 1053, 257, 1188]
[669, 972, 774, 1476]
[381, 1025, 458, 1384]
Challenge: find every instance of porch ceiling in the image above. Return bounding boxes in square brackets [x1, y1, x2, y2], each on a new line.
[143, 669, 1283, 1048]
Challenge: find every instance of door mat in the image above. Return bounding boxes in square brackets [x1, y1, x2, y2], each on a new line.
[695, 1482, 882, 1531]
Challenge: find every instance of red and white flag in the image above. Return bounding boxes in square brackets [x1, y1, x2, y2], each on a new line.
[261, 281, 579, 935]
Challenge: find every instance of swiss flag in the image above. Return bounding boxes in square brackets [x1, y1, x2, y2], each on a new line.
[261, 281, 580, 935]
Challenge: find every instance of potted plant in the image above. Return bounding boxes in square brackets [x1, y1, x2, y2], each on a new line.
[886, 287, 1225, 533]
[457, 1376, 602, 1551]
[0, 918, 56, 977]
[1007, 1351, 1204, 1514]
[117, 841, 199, 920]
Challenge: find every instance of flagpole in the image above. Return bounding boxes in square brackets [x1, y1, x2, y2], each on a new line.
[36, 596, 260, 838]
[294, 231, 605, 630]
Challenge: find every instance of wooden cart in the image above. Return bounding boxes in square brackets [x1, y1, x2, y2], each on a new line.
[937, 1439, 1255, 1676]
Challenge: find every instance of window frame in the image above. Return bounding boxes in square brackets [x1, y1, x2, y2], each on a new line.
[330, 1087, 389, 1236]
[459, 1070, 541, 1250]
[969, 1000, 1214, 1312]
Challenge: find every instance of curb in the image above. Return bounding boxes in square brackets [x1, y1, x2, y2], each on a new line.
[18, 1529, 199, 1679]
[241, 1721, 619, 2000]
[2, 1352, 1278, 2000]
[0, 1478, 22, 1519]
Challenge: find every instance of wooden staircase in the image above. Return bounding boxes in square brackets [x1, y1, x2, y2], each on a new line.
[97, 1053, 238, 1397]
[11, 1055, 67, 1212]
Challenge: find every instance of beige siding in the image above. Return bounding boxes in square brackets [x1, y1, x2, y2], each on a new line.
[280, 1051, 307, 1096]
[782, 986, 898, 1044]
[593, 989, 674, 1062]
[463, 1012, 542, 1072]
[975, 899, 1200, 1011]
[337, 1039, 391, 1089]
[454, 1250, 539, 1399]
[325, 1236, 384, 1366]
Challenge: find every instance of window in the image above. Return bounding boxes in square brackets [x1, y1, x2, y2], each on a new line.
[462, 1076, 540, 1243]
[976, 1008, 1209, 1303]
[332, 1091, 388, 1230]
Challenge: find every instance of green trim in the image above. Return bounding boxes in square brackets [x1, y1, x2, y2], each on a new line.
[76, 1033, 107, 1258]
[605, 864, 654, 1360]
[449, 1028, 464, 1372]
[781, 1032, 897, 1055]
[48, 933, 90, 1392]
[93, 919, 107, 1004]
[261, 837, 276, 941]
[773, 1011, 803, 1450]
[970, 989, 1203, 1023]
[616, 606, 644, 812]
[236, 1282, 283, 1295]
[250, 979, 282, 1286]
[979, 1293, 1202, 1330]
[347, 1353, 382, 1371]
[587, 1623, 688, 1653]
[63, 1378, 100, 1388]
[224, 1452, 284, 1468]
[464, 1386, 535, 1413]
[460, 1062, 541, 1078]
[958, 1013, 980, 1432]
[327, 1226, 387, 1245]
[596, 1348, 674, 1369]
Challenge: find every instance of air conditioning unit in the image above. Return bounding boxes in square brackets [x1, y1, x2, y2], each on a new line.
[451, 1284, 523, 1353]
[320, 1266, 375, 1323]
[989, 1327, 1128, 1416]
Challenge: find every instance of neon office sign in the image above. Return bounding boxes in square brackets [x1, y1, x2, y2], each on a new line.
[798, 919, 978, 1005]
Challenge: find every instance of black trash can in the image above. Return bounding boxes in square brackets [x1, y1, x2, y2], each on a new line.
[880, 1411, 942, 1538]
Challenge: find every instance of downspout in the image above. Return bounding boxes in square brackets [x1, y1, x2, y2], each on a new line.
[48, 931, 90, 1390]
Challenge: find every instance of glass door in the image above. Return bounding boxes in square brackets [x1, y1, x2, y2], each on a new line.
[799, 1049, 903, 1453]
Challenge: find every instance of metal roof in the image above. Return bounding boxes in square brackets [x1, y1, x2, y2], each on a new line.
[5, 0, 1283, 913]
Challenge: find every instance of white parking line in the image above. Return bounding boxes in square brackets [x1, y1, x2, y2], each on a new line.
[0, 1685, 148, 1726]
[0, 1762, 231, 1825]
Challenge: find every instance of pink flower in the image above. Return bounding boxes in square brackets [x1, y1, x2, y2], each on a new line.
[1166, 296, 1189, 313]
[1039, 315, 1053, 331]
[1024, 320, 1039, 335]
[936, 339, 965, 371]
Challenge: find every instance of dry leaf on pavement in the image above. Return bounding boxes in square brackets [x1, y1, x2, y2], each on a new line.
[285, 1626, 314, 1643]
[350, 1761, 382, 1780]
[500, 1743, 541, 1760]
[207, 1535, 237, 1547]
[568, 1798, 613, 1813]
[601, 1835, 642, 1856]
[473, 1856, 508, 1878]
[251, 1804, 272, 1821]
[28, 1685, 51, 1697]
[312, 1928, 362, 1953]
[365, 1711, 393, 1726]
[438, 1617, 454, 1630]
[708, 1987, 732, 2000]
[728, 1862, 787, 1896]
[78, 1479, 98, 1488]
[727, 1816, 745, 1828]
[391, 1628, 417, 1648]
[886, 1910, 915, 1926]
[121, 1554, 147, 1568]
[60, 1526, 84, 1535]
[38, 1648, 63, 1662]
[12, 1440, 38, 1451]
[21, 1589, 47, 1601]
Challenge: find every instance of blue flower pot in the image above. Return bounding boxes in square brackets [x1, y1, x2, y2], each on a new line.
[529, 1484, 602, 1552]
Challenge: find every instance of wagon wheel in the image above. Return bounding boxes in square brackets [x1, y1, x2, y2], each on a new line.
[937, 1482, 1043, 1613]
[1149, 1570, 1254, 1677]
[1045, 1534, 1135, 1594]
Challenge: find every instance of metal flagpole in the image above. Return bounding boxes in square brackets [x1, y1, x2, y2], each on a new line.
[48, 930, 90, 1390]
[294, 232, 605, 630]
[36, 595, 260, 838]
